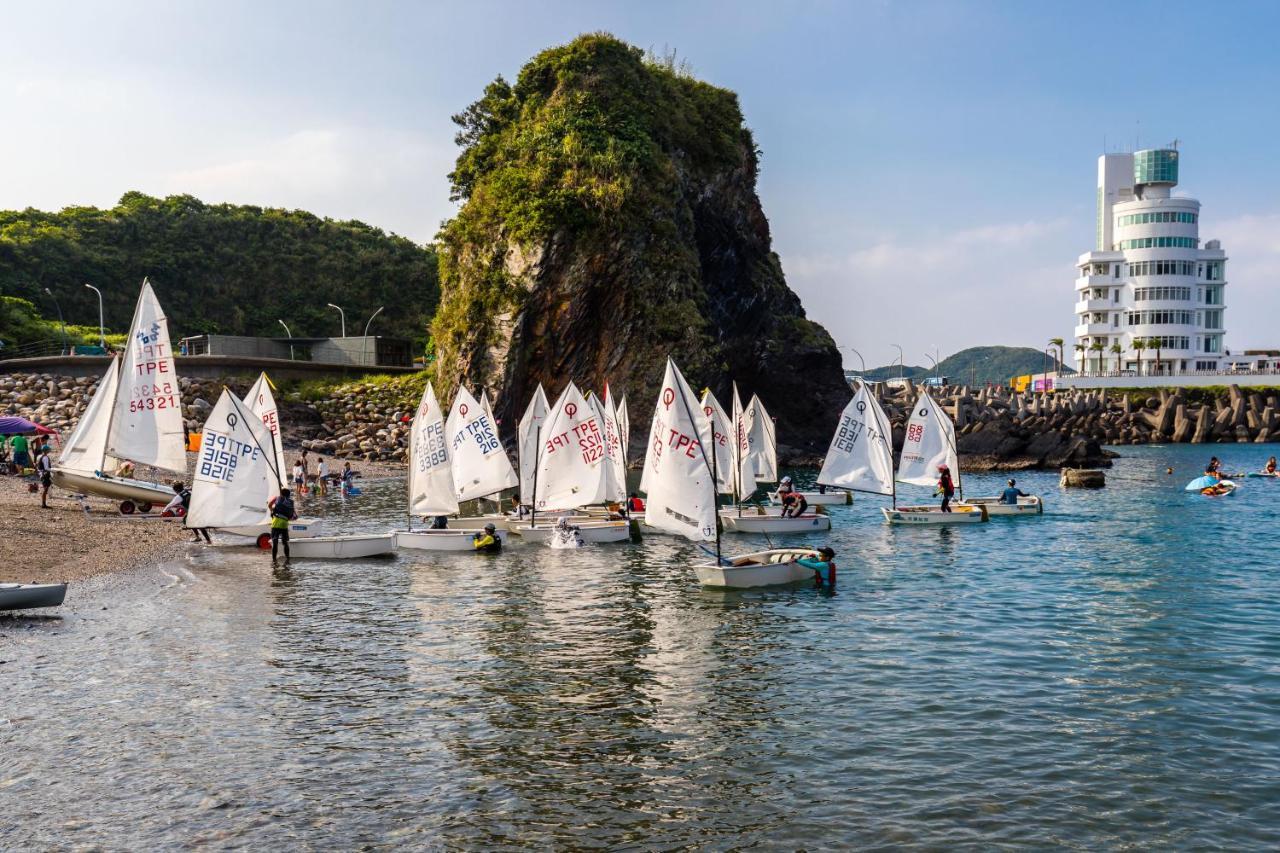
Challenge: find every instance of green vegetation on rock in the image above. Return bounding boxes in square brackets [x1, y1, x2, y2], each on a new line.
[0, 192, 438, 348]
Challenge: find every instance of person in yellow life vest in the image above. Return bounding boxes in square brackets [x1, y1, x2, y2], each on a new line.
[267, 488, 298, 566]
[472, 523, 501, 553]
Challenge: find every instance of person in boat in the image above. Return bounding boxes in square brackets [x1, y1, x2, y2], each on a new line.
[1265, 457, 1277, 474]
[164, 482, 211, 542]
[267, 488, 298, 567]
[427, 515, 449, 529]
[797, 546, 837, 589]
[779, 490, 809, 518]
[777, 476, 795, 499]
[1205, 456, 1221, 479]
[36, 446, 53, 509]
[112, 459, 136, 479]
[626, 492, 645, 514]
[999, 479, 1028, 505]
[472, 523, 501, 553]
[1202, 482, 1232, 497]
[934, 464, 955, 513]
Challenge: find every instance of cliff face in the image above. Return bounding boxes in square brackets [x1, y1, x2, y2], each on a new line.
[433, 35, 849, 457]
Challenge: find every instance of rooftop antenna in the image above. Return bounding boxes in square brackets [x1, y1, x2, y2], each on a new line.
[1170, 137, 1180, 150]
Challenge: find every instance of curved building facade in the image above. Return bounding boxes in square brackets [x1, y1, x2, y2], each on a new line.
[1074, 148, 1227, 375]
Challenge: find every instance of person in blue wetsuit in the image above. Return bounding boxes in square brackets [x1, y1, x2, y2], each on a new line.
[1000, 479, 1028, 504]
[797, 546, 837, 589]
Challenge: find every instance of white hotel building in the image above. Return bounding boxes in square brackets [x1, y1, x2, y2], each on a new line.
[1074, 148, 1227, 375]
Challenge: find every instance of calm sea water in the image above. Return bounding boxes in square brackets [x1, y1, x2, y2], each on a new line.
[4, 444, 1280, 849]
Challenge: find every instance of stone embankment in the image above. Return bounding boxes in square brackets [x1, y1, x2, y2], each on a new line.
[4, 372, 1279, 472]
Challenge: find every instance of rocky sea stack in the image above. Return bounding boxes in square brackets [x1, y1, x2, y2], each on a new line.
[432, 34, 849, 458]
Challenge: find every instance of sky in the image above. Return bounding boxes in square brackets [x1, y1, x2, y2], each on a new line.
[3, 0, 1279, 368]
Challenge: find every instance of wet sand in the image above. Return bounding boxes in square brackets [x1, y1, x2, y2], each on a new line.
[0, 453, 403, 584]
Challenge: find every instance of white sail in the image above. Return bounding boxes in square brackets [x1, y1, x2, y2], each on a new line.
[895, 388, 959, 488]
[244, 372, 287, 489]
[106, 280, 186, 472]
[57, 357, 120, 475]
[730, 383, 757, 499]
[593, 387, 628, 503]
[446, 385, 517, 502]
[698, 389, 735, 494]
[642, 358, 717, 541]
[186, 389, 278, 529]
[744, 394, 778, 482]
[517, 384, 550, 506]
[409, 383, 458, 517]
[615, 394, 630, 466]
[534, 382, 608, 511]
[817, 382, 895, 495]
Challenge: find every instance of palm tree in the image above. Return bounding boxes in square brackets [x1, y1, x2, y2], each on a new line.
[1049, 337, 1064, 375]
[1133, 338, 1146, 376]
[1089, 341, 1105, 375]
[1109, 343, 1122, 374]
[1074, 342, 1087, 374]
[1153, 339, 1164, 376]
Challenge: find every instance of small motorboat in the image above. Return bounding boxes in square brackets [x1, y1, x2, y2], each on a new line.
[286, 533, 397, 559]
[509, 519, 631, 543]
[719, 509, 831, 534]
[881, 504, 988, 525]
[694, 548, 824, 589]
[956, 495, 1043, 516]
[767, 490, 851, 506]
[0, 582, 68, 611]
[395, 529, 509, 552]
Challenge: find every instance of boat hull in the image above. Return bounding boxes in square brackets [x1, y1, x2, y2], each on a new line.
[395, 529, 509, 551]
[881, 505, 988, 524]
[510, 520, 631, 543]
[50, 468, 174, 509]
[0, 582, 68, 610]
[444, 514, 512, 531]
[720, 512, 831, 534]
[695, 548, 821, 589]
[286, 534, 397, 559]
[957, 496, 1043, 516]
[768, 490, 850, 506]
[218, 518, 324, 539]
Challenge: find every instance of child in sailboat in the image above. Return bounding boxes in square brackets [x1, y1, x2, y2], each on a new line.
[934, 464, 955, 512]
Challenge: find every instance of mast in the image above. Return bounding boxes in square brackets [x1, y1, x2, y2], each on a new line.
[530, 425, 541, 529]
[673, 376, 719, 561]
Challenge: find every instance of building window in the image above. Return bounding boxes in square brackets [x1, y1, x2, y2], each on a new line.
[1115, 237, 1199, 250]
[1204, 309, 1222, 330]
[1126, 310, 1194, 326]
[1196, 360, 1217, 371]
[1129, 260, 1196, 277]
[1134, 286, 1191, 301]
[1204, 337, 1221, 353]
[1204, 286, 1222, 305]
[1204, 261, 1224, 281]
[1116, 211, 1198, 227]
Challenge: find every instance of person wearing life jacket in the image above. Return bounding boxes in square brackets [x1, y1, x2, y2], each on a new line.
[935, 464, 955, 512]
[626, 492, 645, 514]
[776, 476, 795, 501]
[1205, 456, 1222, 479]
[797, 546, 837, 589]
[472, 523, 501, 553]
[164, 481, 211, 542]
[779, 490, 809, 518]
[1265, 456, 1277, 474]
[267, 488, 298, 567]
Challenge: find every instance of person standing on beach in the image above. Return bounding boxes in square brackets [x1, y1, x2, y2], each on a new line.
[267, 488, 297, 567]
[292, 458, 305, 496]
[36, 447, 53, 508]
[11, 433, 30, 471]
[165, 482, 211, 543]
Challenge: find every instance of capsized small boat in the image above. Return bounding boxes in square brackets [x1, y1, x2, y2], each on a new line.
[396, 528, 509, 552]
[1185, 475, 1221, 491]
[510, 519, 631, 543]
[694, 548, 825, 589]
[719, 510, 831, 534]
[956, 495, 1043, 516]
[0, 582, 68, 611]
[1199, 479, 1237, 497]
[286, 533, 397, 559]
[881, 504, 988, 524]
[767, 489, 851, 506]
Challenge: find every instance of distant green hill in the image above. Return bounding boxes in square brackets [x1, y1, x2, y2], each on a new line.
[861, 346, 1074, 385]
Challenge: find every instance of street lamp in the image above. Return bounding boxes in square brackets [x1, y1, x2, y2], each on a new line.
[326, 303, 346, 337]
[892, 344, 904, 380]
[84, 283, 105, 348]
[362, 306, 384, 367]
[278, 319, 295, 361]
[840, 346, 866, 375]
[43, 287, 69, 355]
[925, 353, 939, 385]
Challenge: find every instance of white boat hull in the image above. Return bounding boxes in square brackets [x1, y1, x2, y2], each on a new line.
[395, 529, 509, 551]
[0, 582, 68, 610]
[50, 468, 175, 510]
[218, 518, 325, 539]
[768, 490, 850, 506]
[444, 514, 512, 531]
[957, 496, 1043, 516]
[510, 520, 632, 543]
[881, 504, 988, 524]
[694, 548, 822, 589]
[720, 512, 831, 534]
[286, 534, 397, 559]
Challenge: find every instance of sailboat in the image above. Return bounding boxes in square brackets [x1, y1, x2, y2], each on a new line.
[187, 388, 393, 558]
[881, 388, 987, 524]
[509, 382, 630, 543]
[396, 383, 510, 551]
[716, 388, 832, 534]
[815, 380, 896, 501]
[52, 280, 186, 513]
